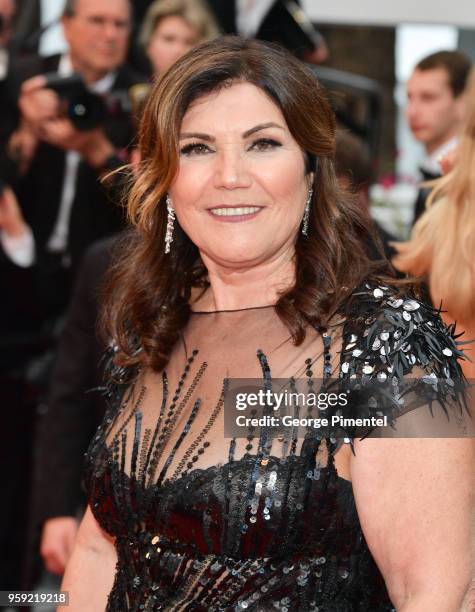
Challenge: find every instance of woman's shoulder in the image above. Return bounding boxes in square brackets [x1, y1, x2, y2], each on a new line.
[331, 281, 471, 439]
[338, 280, 465, 381]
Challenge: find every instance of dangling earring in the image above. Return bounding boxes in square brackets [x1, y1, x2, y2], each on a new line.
[164, 194, 175, 254]
[302, 187, 313, 236]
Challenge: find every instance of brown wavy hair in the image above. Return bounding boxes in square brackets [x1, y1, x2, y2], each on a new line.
[102, 36, 402, 372]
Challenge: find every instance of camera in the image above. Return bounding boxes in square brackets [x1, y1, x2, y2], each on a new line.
[43, 73, 137, 131]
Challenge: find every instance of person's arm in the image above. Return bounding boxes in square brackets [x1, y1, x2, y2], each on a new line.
[351, 436, 475, 611]
[35, 239, 113, 574]
[59, 505, 117, 611]
[5, 120, 39, 176]
[0, 185, 35, 266]
[41, 517, 79, 576]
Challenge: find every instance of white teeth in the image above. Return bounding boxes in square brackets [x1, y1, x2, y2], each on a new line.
[210, 206, 261, 216]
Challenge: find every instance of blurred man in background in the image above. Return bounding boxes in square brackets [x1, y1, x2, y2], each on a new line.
[206, 0, 328, 63]
[0, 0, 142, 591]
[406, 50, 471, 225]
[1, 0, 139, 312]
[0, 0, 35, 594]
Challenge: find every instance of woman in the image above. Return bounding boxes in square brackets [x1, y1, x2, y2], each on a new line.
[392, 69, 475, 379]
[60, 38, 474, 610]
[140, 0, 220, 75]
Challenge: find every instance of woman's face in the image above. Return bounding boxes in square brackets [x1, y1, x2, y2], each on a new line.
[147, 15, 200, 74]
[169, 82, 313, 269]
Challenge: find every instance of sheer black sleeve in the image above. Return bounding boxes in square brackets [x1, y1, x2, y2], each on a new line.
[335, 283, 473, 441]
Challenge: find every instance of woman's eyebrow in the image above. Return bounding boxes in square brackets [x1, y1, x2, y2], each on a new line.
[179, 122, 285, 142]
[243, 122, 285, 137]
[179, 132, 214, 141]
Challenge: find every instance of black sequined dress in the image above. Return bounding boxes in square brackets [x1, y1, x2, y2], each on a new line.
[84, 284, 468, 611]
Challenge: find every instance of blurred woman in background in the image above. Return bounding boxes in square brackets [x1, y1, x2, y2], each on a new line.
[140, 0, 220, 75]
[392, 69, 475, 379]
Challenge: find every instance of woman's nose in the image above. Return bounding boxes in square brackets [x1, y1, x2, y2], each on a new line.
[213, 150, 252, 189]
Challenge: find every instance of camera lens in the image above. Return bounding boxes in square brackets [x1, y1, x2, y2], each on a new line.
[67, 92, 106, 131]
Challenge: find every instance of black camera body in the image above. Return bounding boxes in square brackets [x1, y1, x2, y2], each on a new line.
[43, 73, 134, 131]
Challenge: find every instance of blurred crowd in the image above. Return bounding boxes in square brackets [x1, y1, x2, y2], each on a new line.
[0, 0, 473, 601]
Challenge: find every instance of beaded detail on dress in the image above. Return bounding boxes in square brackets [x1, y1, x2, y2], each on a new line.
[83, 283, 469, 611]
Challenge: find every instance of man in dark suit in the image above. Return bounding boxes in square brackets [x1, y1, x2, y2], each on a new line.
[406, 50, 471, 226]
[2, 0, 140, 316]
[205, 0, 327, 63]
[0, 0, 140, 590]
[0, 2, 46, 592]
[34, 234, 117, 576]
[8, 0, 39, 55]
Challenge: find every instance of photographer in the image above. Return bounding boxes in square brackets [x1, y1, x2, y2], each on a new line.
[0, 0, 142, 591]
[1, 0, 141, 317]
[0, 0, 42, 593]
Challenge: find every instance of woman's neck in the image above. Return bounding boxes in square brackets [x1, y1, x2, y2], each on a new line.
[193, 247, 296, 312]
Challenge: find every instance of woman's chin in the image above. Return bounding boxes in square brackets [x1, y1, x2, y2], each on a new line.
[201, 243, 276, 268]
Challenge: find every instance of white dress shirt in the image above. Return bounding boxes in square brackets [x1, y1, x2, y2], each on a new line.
[236, 0, 274, 37]
[1, 226, 36, 268]
[0, 48, 8, 81]
[420, 136, 458, 176]
[39, 0, 68, 58]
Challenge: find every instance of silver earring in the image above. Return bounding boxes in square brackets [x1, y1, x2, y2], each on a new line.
[302, 188, 313, 236]
[165, 194, 175, 254]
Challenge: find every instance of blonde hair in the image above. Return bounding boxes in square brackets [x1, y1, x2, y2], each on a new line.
[139, 0, 220, 48]
[392, 68, 475, 324]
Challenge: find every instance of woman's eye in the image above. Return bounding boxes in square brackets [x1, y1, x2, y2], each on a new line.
[249, 138, 282, 151]
[180, 143, 211, 156]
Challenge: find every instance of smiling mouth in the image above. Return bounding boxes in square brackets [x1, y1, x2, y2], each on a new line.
[209, 206, 262, 217]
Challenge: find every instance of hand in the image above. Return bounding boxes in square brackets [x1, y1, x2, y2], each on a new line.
[0, 186, 29, 238]
[40, 517, 79, 576]
[38, 119, 115, 167]
[18, 75, 61, 135]
[7, 121, 39, 175]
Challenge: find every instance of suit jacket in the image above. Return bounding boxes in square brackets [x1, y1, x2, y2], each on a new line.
[412, 168, 440, 227]
[0, 52, 48, 370]
[33, 235, 117, 523]
[206, 0, 317, 56]
[0, 51, 20, 152]
[10, 0, 41, 55]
